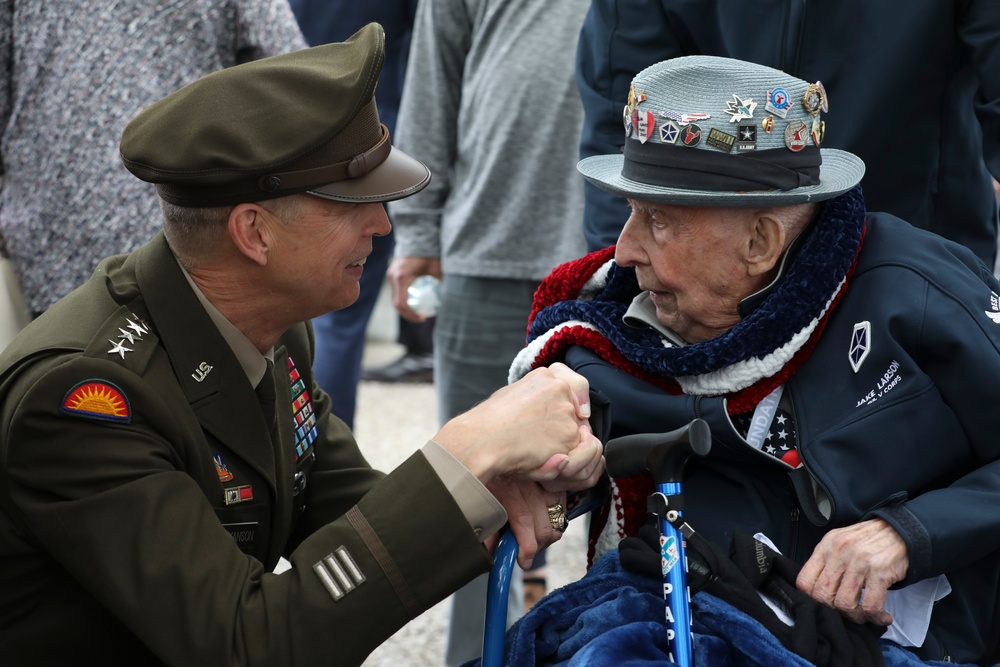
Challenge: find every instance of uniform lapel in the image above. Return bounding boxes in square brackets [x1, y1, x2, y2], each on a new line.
[132, 233, 277, 495]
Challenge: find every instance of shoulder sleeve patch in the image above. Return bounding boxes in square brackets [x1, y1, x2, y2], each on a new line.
[61, 380, 132, 423]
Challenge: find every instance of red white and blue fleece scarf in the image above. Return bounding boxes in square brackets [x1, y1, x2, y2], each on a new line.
[508, 186, 867, 558]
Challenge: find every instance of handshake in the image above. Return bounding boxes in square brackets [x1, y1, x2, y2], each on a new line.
[433, 362, 606, 568]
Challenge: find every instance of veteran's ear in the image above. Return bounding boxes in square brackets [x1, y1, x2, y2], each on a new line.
[744, 212, 786, 278]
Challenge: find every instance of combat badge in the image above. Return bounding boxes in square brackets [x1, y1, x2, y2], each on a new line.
[61, 380, 131, 423]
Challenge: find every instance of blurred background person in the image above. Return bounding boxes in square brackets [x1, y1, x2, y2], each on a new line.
[576, 0, 1000, 268]
[0, 0, 306, 326]
[287, 0, 432, 432]
[387, 0, 591, 662]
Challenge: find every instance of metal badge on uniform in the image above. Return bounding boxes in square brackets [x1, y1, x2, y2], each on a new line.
[849, 321, 871, 373]
[784, 120, 808, 152]
[61, 380, 131, 423]
[660, 119, 680, 144]
[213, 453, 234, 482]
[765, 88, 792, 118]
[288, 356, 318, 462]
[736, 124, 757, 151]
[635, 110, 655, 143]
[224, 484, 254, 505]
[724, 94, 756, 123]
[706, 128, 736, 152]
[680, 123, 702, 147]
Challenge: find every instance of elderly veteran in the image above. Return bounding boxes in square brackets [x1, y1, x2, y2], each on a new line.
[511, 56, 1000, 664]
[0, 24, 604, 667]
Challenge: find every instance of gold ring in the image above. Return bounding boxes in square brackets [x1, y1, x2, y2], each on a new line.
[547, 503, 568, 533]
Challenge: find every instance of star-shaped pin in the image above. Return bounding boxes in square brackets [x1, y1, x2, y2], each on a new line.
[126, 318, 148, 337]
[118, 328, 136, 344]
[108, 339, 133, 359]
[725, 94, 757, 122]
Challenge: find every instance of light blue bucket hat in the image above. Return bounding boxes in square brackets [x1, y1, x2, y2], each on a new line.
[578, 55, 866, 206]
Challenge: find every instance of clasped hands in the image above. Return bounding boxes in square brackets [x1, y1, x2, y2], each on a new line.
[435, 362, 605, 568]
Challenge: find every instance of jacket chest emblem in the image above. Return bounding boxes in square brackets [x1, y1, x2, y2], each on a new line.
[848, 320, 871, 373]
[985, 291, 1000, 324]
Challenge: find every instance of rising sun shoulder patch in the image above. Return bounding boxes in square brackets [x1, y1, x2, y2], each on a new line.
[61, 380, 132, 423]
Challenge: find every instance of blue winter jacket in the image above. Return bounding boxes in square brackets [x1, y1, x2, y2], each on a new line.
[566, 213, 1000, 664]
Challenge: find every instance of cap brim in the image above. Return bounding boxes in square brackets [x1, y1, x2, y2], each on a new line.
[578, 148, 865, 206]
[307, 146, 431, 203]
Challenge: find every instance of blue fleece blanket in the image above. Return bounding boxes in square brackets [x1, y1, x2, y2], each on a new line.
[465, 552, 982, 667]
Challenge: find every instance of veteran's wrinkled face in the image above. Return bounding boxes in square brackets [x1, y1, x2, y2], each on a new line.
[615, 200, 759, 344]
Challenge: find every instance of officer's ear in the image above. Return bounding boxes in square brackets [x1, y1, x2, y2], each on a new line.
[228, 203, 274, 266]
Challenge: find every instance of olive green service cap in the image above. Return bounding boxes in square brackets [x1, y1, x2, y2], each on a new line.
[120, 23, 430, 207]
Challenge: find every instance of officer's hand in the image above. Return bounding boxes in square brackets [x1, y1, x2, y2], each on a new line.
[386, 256, 441, 322]
[435, 363, 600, 486]
[486, 479, 566, 569]
[796, 518, 909, 626]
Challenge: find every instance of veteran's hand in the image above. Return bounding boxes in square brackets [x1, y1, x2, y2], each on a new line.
[434, 363, 600, 486]
[486, 478, 567, 569]
[796, 518, 909, 626]
[386, 256, 441, 322]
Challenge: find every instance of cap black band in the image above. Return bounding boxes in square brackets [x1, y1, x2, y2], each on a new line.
[622, 139, 821, 192]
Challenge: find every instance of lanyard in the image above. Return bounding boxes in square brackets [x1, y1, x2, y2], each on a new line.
[744, 385, 784, 450]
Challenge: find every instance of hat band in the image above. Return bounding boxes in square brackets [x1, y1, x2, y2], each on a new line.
[622, 139, 821, 192]
[256, 124, 392, 195]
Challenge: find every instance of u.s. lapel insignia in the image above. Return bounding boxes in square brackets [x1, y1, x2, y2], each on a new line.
[61, 380, 131, 423]
[849, 321, 871, 373]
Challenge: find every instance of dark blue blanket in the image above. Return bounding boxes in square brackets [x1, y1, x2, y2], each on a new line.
[466, 552, 981, 667]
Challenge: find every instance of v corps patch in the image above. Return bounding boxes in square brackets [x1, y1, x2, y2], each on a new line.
[61, 380, 131, 423]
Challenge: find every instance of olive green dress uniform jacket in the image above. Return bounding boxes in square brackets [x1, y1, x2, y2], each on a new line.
[0, 232, 493, 666]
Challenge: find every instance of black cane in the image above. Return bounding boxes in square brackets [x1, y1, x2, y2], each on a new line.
[605, 419, 712, 667]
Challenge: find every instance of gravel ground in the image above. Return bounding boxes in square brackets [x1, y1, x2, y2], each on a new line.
[355, 341, 590, 666]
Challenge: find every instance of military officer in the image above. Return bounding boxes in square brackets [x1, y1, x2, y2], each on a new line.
[0, 24, 604, 666]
